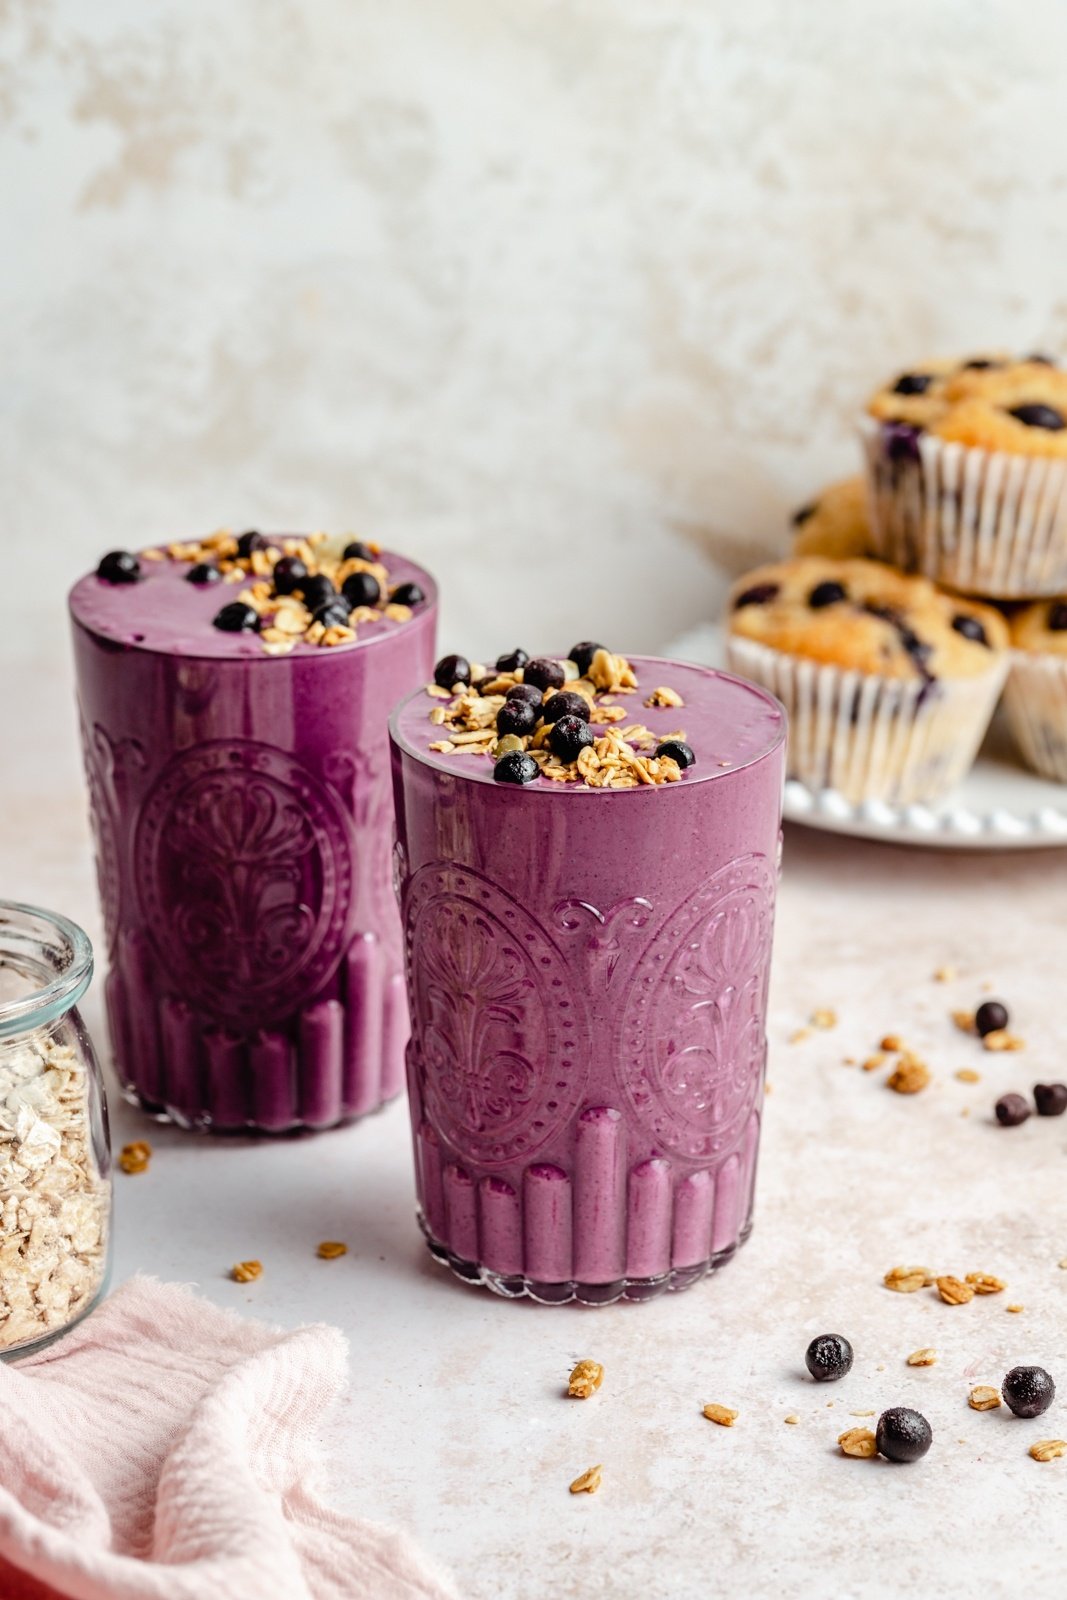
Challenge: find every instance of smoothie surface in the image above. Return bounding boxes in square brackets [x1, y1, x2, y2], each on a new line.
[391, 654, 784, 790]
[69, 538, 436, 659]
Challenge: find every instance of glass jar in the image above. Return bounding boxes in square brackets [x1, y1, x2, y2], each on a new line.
[0, 902, 111, 1357]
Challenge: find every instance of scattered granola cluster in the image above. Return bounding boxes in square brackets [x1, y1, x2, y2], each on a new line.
[883, 1264, 1006, 1304]
[0, 1033, 110, 1351]
[425, 644, 695, 788]
[97, 532, 425, 657]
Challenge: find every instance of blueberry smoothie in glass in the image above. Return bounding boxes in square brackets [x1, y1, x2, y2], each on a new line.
[390, 645, 785, 1303]
[69, 532, 437, 1132]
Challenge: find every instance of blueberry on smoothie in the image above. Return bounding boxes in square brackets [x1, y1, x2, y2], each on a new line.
[493, 751, 539, 785]
[507, 682, 544, 709]
[236, 531, 267, 558]
[497, 698, 538, 738]
[1002, 1366, 1056, 1418]
[390, 581, 425, 608]
[298, 574, 337, 611]
[524, 657, 566, 692]
[342, 540, 376, 562]
[496, 648, 529, 672]
[310, 600, 353, 630]
[185, 561, 221, 585]
[568, 641, 604, 676]
[342, 570, 382, 609]
[542, 691, 590, 725]
[655, 739, 695, 770]
[805, 1333, 853, 1383]
[96, 550, 140, 584]
[272, 555, 308, 595]
[549, 716, 594, 763]
[876, 1407, 932, 1463]
[434, 654, 472, 690]
[213, 602, 260, 633]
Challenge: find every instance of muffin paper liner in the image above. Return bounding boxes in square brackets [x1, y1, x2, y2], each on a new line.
[1002, 650, 1067, 783]
[859, 414, 1067, 598]
[725, 634, 1007, 806]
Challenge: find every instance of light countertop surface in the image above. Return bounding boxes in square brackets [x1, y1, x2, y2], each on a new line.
[7, 648, 1067, 1600]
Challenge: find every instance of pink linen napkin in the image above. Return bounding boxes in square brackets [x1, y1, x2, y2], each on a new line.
[0, 1276, 459, 1600]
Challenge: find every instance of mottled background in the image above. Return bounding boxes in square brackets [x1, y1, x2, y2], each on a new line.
[4, 0, 1067, 660]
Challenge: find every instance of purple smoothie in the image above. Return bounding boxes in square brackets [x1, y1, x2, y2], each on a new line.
[390, 655, 785, 1303]
[69, 539, 437, 1132]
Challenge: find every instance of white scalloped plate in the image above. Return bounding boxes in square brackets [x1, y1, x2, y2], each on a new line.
[665, 624, 1067, 851]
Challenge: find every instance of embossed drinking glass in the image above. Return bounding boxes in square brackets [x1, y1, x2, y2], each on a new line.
[69, 542, 437, 1132]
[390, 655, 786, 1304]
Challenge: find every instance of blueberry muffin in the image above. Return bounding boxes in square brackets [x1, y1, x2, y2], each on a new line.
[1003, 598, 1067, 781]
[725, 557, 1009, 806]
[860, 353, 1067, 597]
[792, 477, 873, 560]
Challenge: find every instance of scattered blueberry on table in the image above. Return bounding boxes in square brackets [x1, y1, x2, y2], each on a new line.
[876, 1407, 932, 1463]
[805, 1333, 854, 1383]
[1002, 1366, 1056, 1418]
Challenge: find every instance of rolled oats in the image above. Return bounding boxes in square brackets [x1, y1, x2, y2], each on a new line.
[968, 1386, 1001, 1411]
[906, 1348, 937, 1366]
[567, 1359, 604, 1399]
[811, 1008, 837, 1030]
[569, 1464, 603, 1495]
[1030, 1439, 1067, 1462]
[955, 1068, 981, 1084]
[936, 1275, 974, 1305]
[644, 686, 684, 708]
[316, 1241, 347, 1260]
[884, 1265, 931, 1294]
[982, 1030, 1024, 1053]
[0, 1034, 109, 1350]
[887, 1054, 930, 1094]
[231, 1260, 263, 1283]
[702, 1403, 738, 1427]
[964, 1272, 1005, 1295]
[838, 1427, 877, 1458]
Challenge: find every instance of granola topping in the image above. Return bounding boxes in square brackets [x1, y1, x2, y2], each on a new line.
[838, 1427, 877, 1458]
[964, 1271, 1005, 1295]
[936, 1275, 975, 1305]
[316, 1241, 348, 1260]
[906, 1348, 937, 1366]
[0, 1033, 110, 1350]
[884, 1265, 930, 1294]
[702, 1402, 738, 1427]
[968, 1386, 1002, 1411]
[569, 1464, 603, 1495]
[231, 1260, 263, 1283]
[1029, 1439, 1067, 1462]
[423, 647, 697, 789]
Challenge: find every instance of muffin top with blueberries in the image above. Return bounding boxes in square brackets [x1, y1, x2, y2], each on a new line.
[867, 355, 1067, 457]
[728, 558, 1009, 680]
[1011, 598, 1067, 658]
[791, 476, 872, 560]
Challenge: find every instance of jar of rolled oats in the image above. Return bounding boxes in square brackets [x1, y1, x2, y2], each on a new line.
[0, 902, 111, 1356]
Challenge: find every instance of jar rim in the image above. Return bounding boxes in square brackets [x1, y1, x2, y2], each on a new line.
[0, 901, 94, 1039]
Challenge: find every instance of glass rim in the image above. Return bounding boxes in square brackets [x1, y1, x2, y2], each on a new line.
[0, 900, 94, 1039]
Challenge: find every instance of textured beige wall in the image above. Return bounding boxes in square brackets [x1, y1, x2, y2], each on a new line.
[5, 0, 1067, 661]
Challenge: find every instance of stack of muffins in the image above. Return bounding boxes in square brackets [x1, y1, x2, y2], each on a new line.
[725, 355, 1067, 805]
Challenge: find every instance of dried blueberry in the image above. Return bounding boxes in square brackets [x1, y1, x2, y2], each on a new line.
[342, 540, 376, 562]
[808, 580, 847, 609]
[507, 682, 543, 709]
[568, 641, 604, 676]
[995, 1093, 1031, 1127]
[96, 550, 140, 584]
[542, 691, 590, 725]
[342, 570, 382, 608]
[876, 1407, 932, 1463]
[434, 653, 472, 690]
[524, 657, 565, 692]
[1034, 1082, 1067, 1117]
[1009, 403, 1065, 431]
[549, 715, 595, 763]
[1049, 602, 1067, 632]
[213, 601, 259, 633]
[655, 739, 695, 769]
[298, 574, 337, 611]
[976, 999, 1009, 1037]
[494, 751, 539, 785]
[496, 648, 529, 673]
[185, 561, 221, 586]
[791, 503, 817, 527]
[236, 531, 267, 558]
[883, 421, 923, 463]
[311, 600, 352, 630]
[1002, 1365, 1056, 1418]
[805, 1333, 853, 1383]
[951, 614, 988, 646]
[272, 555, 308, 595]
[1027, 353, 1056, 366]
[496, 698, 538, 738]
[733, 583, 779, 609]
[390, 581, 425, 608]
[892, 373, 934, 396]
[961, 357, 1001, 371]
